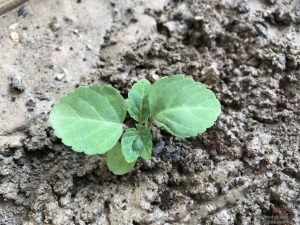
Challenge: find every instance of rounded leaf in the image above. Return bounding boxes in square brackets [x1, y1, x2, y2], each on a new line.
[149, 75, 221, 137]
[49, 84, 126, 155]
[127, 79, 151, 124]
[121, 125, 152, 163]
[106, 143, 136, 175]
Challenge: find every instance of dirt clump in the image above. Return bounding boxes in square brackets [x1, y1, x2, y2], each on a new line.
[0, 0, 299, 224]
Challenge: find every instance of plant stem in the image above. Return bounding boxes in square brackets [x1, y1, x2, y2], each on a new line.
[148, 118, 153, 128]
[144, 119, 148, 128]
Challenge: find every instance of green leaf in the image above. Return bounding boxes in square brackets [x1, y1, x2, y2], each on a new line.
[121, 125, 152, 163]
[106, 143, 136, 175]
[49, 84, 126, 155]
[127, 79, 151, 124]
[149, 75, 221, 137]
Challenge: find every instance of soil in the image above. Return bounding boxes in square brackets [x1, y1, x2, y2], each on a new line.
[0, 0, 299, 224]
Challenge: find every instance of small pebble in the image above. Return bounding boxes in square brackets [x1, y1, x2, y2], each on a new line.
[163, 21, 177, 33]
[266, 171, 273, 178]
[49, 17, 61, 32]
[17, 6, 28, 17]
[86, 44, 92, 50]
[54, 73, 65, 81]
[9, 139, 22, 149]
[72, 29, 79, 34]
[9, 23, 18, 30]
[237, 0, 250, 14]
[9, 73, 25, 92]
[273, 54, 286, 70]
[10, 32, 20, 43]
[255, 23, 268, 38]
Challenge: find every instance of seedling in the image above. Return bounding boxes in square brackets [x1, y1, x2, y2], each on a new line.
[49, 75, 221, 175]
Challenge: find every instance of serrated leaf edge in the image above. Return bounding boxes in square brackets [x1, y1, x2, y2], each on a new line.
[49, 84, 126, 155]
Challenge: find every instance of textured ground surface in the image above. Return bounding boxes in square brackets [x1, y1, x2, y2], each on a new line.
[0, 0, 299, 224]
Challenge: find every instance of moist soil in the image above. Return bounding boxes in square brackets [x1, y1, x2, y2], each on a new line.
[0, 0, 299, 224]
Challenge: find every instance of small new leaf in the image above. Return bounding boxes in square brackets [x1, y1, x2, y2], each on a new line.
[127, 79, 151, 124]
[106, 143, 136, 175]
[49, 84, 126, 155]
[121, 125, 152, 163]
[149, 75, 221, 137]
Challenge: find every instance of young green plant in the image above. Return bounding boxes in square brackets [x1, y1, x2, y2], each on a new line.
[49, 75, 221, 175]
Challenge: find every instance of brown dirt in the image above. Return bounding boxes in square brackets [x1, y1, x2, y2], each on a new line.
[0, 0, 299, 224]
